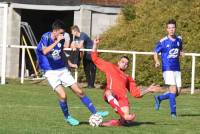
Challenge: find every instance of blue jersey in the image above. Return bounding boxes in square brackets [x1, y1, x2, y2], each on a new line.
[154, 36, 183, 72]
[76, 32, 93, 60]
[79, 32, 93, 49]
[36, 32, 66, 71]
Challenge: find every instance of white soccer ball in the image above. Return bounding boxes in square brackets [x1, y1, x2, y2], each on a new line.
[89, 114, 103, 127]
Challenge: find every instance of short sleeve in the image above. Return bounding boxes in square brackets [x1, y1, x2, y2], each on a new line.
[79, 33, 86, 42]
[37, 34, 48, 52]
[64, 32, 70, 42]
[154, 41, 163, 54]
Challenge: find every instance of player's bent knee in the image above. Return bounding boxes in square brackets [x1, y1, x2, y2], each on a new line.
[104, 90, 112, 96]
[76, 91, 85, 97]
[55, 86, 67, 100]
[58, 93, 66, 100]
[71, 84, 85, 97]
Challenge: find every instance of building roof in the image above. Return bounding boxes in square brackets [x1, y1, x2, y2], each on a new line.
[0, 0, 81, 6]
[0, 0, 137, 6]
[82, 0, 138, 7]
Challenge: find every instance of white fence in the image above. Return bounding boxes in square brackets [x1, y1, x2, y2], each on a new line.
[1, 45, 200, 95]
[0, 4, 200, 94]
[0, 3, 8, 85]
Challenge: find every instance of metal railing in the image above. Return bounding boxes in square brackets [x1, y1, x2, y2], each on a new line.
[0, 3, 8, 85]
[1, 4, 200, 94]
[1, 45, 200, 95]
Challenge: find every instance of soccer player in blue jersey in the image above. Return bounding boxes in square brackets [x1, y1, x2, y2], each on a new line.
[36, 20, 108, 126]
[153, 19, 184, 118]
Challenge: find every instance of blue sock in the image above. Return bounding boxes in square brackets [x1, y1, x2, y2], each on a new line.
[158, 92, 170, 101]
[59, 100, 69, 118]
[169, 93, 176, 115]
[81, 95, 97, 114]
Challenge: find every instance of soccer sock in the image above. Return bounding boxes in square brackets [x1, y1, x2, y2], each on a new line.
[59, 100, 69, 118]
[158, 92, 170, 101]
[169, 93, 176, 115]
[106, 95, 125, 117]
[81, 95, 97, 114]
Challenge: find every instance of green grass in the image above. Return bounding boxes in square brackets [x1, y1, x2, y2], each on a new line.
[0, 81, 200, 134]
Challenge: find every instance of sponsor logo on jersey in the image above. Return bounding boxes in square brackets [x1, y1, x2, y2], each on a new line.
[52, 49, 61, 60]
[58, 43, 62, 48]
[167, 48, 179, 59]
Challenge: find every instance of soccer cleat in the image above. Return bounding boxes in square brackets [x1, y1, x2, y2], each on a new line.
[154, 96, 160, 110]
[65, 115, 79, 126]
[171, 114, 177, 119]
[100, 119, 121, 127]
[96, 111, 109, 117]
[123, 113, 136, 121]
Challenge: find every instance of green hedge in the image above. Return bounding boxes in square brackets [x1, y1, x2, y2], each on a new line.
[80, 0, 200, 88]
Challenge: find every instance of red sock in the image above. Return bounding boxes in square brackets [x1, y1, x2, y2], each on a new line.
[108, 99, 124, 117]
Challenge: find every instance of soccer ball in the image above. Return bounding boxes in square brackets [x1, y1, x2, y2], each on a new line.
[89, 114, 103, 127]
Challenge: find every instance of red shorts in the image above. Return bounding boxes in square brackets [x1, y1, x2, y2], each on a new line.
[103, 90, 129, 107]
[116, 95, 129, 107]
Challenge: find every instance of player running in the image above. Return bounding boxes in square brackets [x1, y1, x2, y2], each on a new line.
[36, 20, 108, 126]
[153, 19, 184, 118]
[91, 38, 160, 126]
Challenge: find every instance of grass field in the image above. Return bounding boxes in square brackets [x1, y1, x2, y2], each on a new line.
[0, 80, 200, 134]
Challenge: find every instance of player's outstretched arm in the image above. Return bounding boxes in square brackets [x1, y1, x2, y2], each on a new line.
[92, 38, 100, 52]
[128, 77, 160, 97]
[140, 83, 161, 96]
[91, 38, 111, 73]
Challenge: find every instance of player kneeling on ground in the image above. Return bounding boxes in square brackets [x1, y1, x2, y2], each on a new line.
[91, 38, 160, 127]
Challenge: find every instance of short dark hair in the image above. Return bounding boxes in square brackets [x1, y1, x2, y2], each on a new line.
[166, 19, 176, 27]
[52, 19, 66, 30]
[120, 56, 129, 61]
[71, 25, 80, 32]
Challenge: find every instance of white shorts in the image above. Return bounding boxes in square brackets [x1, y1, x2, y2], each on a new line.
[44, 68, 76, 90]
[163, 71, 181, 88]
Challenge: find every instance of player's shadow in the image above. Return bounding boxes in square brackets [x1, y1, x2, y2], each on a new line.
[123, 121, 155, 127]
[79, 121, 89, 125]
[179, 114, 200, 117]
[79, 121, 155, 127]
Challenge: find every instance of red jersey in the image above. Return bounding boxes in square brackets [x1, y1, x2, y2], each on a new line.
[91, 52, 141, 98]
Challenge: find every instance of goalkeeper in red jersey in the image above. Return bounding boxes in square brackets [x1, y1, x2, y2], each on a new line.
[91, 38, 160, 126]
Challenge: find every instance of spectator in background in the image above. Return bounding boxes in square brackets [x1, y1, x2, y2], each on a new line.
[71, 25, 96, 88]
[62, 32, 80, 69]
[61, 31, 78, 69]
